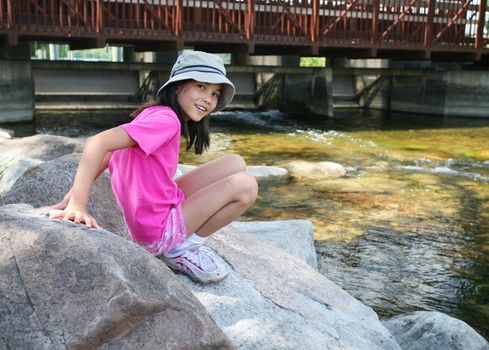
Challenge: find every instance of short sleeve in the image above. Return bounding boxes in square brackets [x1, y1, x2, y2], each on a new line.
[121, 107, 180, 156]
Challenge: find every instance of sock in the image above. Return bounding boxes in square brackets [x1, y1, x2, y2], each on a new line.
[165, 233, 206, 257]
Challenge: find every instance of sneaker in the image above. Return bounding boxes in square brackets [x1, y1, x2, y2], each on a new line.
[161, 246, 229, 284]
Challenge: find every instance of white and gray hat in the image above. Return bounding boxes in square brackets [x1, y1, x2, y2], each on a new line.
[156, 51, 235, 112]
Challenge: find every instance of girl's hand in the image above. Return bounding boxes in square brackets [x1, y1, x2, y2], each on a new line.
[49, 206, 100, 229]
[47, 189, 72, 210]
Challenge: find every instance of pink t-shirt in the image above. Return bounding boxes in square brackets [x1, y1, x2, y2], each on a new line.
[109, 106, 185, 244]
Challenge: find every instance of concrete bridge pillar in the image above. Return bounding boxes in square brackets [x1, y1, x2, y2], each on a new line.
[0, 44, 35, 123]
[280, 68, 333, 117]
[0, 60, 34, 123]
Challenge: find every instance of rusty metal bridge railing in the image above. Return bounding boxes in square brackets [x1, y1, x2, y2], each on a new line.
[1, 0, 488, 60]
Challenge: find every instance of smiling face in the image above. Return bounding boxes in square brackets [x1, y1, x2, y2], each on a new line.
[176, 81, 222, 122]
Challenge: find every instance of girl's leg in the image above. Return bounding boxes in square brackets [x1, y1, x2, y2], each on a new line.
[176, 154, 246, 199]
[163, 165, 257, 284]
[181, 171, 258, 237]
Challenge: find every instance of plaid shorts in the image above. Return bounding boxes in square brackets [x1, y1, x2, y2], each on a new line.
[142, 205, 187, 256]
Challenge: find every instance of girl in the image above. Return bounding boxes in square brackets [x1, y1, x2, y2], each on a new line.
[50, 51, 258, 284]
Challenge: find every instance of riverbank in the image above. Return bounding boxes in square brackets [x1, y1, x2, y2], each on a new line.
[1, 108, 489, 340]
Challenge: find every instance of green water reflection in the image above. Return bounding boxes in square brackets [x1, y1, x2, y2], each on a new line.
[2, 109, 488, 339]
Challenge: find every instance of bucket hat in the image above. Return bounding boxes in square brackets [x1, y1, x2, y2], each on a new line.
[156, 51, 235, 112]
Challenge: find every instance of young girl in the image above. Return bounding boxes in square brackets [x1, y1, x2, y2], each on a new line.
[50, 51, 258, 284]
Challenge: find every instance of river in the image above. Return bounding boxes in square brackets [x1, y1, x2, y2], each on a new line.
[2, 108, 489, 339]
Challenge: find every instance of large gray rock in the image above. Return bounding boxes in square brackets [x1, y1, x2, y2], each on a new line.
[231, 220, 318, 270]
[0, 153, 127, 238]
[0, 157, 43, 196]
[175, 225, 400, 350]
[0, 204, 234, 349]
[383, 311, 489, 350]
[0, 134, 84, 162]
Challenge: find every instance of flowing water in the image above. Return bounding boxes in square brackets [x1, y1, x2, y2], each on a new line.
[3, 109, 489, 339]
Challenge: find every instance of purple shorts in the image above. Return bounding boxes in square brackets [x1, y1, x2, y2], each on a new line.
[142, 205, 187, 255]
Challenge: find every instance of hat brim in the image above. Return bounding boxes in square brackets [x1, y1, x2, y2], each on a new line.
[156, 71, 235, 112]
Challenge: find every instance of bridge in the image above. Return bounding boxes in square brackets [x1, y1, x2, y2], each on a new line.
[0, 0, 488, 61]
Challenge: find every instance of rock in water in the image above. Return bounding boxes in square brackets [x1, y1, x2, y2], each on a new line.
[383, 311, 489, 350]
[0, 204, 234, 349]
[281, 160, 346, 181]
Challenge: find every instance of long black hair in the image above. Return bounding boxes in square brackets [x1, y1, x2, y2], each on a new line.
[130, 80, 210, 155]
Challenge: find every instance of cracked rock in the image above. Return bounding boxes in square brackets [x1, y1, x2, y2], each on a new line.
[0, 204, 234, 350]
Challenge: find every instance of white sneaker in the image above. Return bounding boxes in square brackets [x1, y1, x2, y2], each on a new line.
[161, 246, 229, 284]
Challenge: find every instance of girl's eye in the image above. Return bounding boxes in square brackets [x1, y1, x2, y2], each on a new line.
[196, 84, 205, 90]
[212, 92, 221, 98]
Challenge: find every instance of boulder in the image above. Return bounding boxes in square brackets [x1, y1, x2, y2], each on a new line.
[281, 160, 346, 181]
[0, 153, 127, 239]
[0, 134, 84, 162]
[175, 225, 401, 350]
[0, 157, 43, 196]
[231, 220, 317, 270]
[382, 311, 489, 350]
[0, 204, 234, 350]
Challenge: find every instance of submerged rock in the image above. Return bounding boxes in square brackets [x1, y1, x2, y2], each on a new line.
[0, 204, 234, 350]
[383, 311, 489, 350]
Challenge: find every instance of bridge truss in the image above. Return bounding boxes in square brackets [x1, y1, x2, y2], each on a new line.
[0, 0, 488, 60]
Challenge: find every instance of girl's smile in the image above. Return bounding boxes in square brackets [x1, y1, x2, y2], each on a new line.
[176, 81, 222, 122]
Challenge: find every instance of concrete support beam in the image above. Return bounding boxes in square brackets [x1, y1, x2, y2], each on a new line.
[387, 70, 489, 117]
[0, 61, 34, 123]
[444, 71, 489, 117]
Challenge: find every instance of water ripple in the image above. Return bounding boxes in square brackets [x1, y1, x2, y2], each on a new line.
[396, 158, 489, 182]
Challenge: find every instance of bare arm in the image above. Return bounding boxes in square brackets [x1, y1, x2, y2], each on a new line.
[50, 151, 113, 210]
[50, 127, 136, 228]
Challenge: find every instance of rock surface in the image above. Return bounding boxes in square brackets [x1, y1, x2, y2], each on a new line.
[0, 157, 43, 196]
[231, 220, 318, 270]
[0, 153, 127, 238]
[174, 225, 401, 350]
[0, 134, 84, 162]
[383, 311, 489, 350]
[281, 160, 346, 180]
[0, 204, 234, 350]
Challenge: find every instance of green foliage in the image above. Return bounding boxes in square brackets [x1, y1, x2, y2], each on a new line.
[30, 42, 121, 61]
[300, 57, 326, 67]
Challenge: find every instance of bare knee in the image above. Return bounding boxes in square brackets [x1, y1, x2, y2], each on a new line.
[227, 172, 258, 206]
[222, 154, 247, 173]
